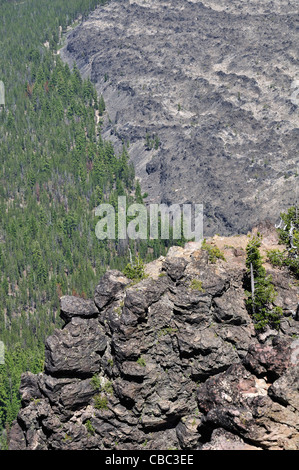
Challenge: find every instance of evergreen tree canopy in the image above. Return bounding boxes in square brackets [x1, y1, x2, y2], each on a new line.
[245, 234, 282, 331]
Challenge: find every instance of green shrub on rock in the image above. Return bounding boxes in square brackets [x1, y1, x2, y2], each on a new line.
[202, 240, 226, 263]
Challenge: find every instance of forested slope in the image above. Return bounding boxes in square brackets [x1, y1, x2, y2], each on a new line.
[0, 0, 170, 447]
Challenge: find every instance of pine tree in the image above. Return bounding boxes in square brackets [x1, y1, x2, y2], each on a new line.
[245, 234, 282, 330]
[98, 94, 106, 116]
[135, 180, 143, 204]
[267, 206, 299, 278]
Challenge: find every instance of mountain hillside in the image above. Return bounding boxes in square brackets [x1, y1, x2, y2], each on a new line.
[60, 0, 299, 235]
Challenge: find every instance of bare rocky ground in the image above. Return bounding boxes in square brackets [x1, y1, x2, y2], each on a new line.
[60, 0, 299, 236]
[9, 224, 299, 450]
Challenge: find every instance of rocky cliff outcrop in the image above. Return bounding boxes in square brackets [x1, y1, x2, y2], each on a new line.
[60, 0, 299, 236]
[9, 230, 299, 450]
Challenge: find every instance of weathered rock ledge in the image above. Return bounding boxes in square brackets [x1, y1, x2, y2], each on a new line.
[9, 230, 299, 450]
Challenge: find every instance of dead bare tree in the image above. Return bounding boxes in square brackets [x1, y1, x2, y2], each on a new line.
[250, 262, 255, 316]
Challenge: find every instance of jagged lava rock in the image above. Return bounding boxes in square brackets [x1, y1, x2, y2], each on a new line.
[59, 295, 99, 323]
[60, 0, 299, 236]
[9, 234, 299, 450]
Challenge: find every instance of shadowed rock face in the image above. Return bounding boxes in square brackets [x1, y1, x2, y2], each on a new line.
[9, 232, 299, 450]
[60, 0, 299, 236]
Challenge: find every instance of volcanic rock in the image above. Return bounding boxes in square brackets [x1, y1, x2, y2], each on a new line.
[9, 234, 299, 450]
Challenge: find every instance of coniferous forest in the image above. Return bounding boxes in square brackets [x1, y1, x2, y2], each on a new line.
[0, 0, 176, 447]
